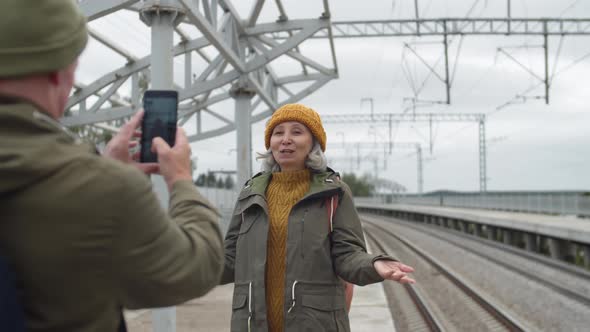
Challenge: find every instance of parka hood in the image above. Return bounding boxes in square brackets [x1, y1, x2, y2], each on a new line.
[239, 168, 342, 200]
[0, 102, 94, 193]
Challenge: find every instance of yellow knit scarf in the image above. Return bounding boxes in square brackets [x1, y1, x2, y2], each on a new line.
[265, 169, 311, 332]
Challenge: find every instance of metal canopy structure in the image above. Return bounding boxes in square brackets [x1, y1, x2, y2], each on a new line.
[71, 0, 338, 187]
[67, 1, 590, 195]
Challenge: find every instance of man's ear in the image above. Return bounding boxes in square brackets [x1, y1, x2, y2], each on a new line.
[48, 71, 60, 86]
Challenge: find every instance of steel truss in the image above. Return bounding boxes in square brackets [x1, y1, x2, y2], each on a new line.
[286, 17, 590, 106]
[69, 1, 337, 135]
[329, 141, 424, 194]
[70, 0, 338, 189]
[323, 153, 408, 193]
[322, 113, 487, 192]
[312, 18, 590, 38]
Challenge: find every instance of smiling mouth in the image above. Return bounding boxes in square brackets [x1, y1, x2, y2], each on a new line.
[279, 149, 295, 153]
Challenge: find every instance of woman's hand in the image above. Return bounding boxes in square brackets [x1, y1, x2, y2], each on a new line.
[373, 260, 416, 284]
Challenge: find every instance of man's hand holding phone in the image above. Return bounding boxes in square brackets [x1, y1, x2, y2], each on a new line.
[151, 128, 193, 191]
[105, 90, 192, 191]
[104, 110, 193, 191]
[103, 110, 159, 175]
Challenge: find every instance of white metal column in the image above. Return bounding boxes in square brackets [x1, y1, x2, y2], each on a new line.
[416, 144, 423, 194]
[232, 81, 256, 188]
[479, 117, 487, 192]
[140, 3, 184, 331]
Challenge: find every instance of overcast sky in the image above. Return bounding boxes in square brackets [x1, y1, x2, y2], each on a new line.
[77, 0, 590, 193]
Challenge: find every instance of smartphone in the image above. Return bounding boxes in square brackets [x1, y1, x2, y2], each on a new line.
[140, 90, 178, 163]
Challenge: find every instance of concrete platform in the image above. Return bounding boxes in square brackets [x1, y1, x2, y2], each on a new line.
[126, 279, 395, 331]
[348, 280, 396, 331]
[126, 284, 233, 332]
[357, 203, 590, 244]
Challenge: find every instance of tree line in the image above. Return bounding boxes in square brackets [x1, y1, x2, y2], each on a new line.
[192, 171, 375, 197]
[340, 173, 375, 197]
[194, 172, 235, 189]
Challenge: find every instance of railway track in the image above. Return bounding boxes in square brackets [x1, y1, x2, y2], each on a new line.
[364, 219, 527, 332]
[364, 213, 590, 308]
[365, 230, 443, 332]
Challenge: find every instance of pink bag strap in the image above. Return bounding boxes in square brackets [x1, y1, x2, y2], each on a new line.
[325, 194, 339, 233]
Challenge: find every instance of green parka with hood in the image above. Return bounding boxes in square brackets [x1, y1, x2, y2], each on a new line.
[0, 100, 224, 332]
[221, 170, 395, 332]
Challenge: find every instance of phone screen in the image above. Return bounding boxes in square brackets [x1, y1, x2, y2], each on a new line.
[140, 90, 178, 163]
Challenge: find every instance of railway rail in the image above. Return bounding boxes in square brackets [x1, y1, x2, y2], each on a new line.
[363, 218, 527, 331]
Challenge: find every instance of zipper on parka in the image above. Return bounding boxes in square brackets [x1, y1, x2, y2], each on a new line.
[300, 209, 308, 259]
[287, 280, 299, 313]
[248, 281, 252, 332]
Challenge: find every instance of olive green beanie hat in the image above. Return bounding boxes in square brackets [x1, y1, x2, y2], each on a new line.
[0, 0, 88, 78]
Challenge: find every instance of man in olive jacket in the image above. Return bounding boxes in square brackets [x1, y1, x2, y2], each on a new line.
[0, 1, 223, 331]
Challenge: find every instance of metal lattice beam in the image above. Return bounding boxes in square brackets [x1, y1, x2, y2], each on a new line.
[323, 113, 487, 192]
[322, 112, 485, 123]
[66, 22, 334, 121]
[304, 17, 589, 109]
[299, 18, 590, 39]
[329, 142, 418, 149]
[179, 0, 246, 72]
[186, 74, 334, 142]
[329, 141, 424, 194]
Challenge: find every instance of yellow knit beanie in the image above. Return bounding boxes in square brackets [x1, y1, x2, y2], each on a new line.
[264, 104, 327, 152]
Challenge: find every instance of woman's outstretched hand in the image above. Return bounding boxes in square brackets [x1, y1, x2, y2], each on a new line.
[373, 260, 416, 284]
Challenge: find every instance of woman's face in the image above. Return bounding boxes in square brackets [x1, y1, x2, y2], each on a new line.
[270, 121, 313, 171]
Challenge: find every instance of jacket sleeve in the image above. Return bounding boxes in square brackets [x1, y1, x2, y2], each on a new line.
[111, 168, 224, 309]
[219, 200, 242, 285]
[331, 182, 396, 286]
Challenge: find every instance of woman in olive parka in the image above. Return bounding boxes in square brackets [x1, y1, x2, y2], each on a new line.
[221, 104, 415, 332]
